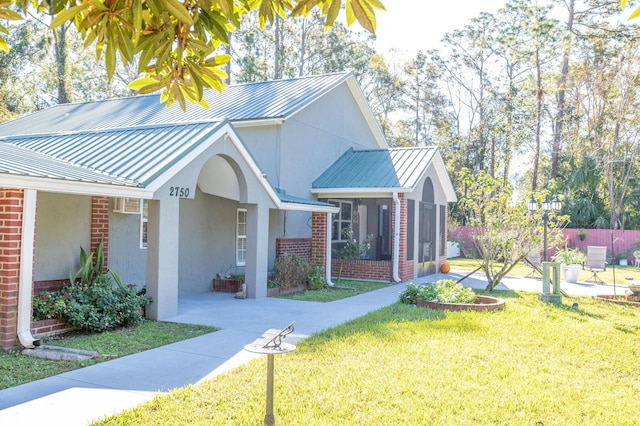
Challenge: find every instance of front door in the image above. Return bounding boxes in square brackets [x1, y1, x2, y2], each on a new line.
[418, 201, 436, 277]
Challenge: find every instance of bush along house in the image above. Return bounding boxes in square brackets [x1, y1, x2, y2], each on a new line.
[0, 72, 456, 351]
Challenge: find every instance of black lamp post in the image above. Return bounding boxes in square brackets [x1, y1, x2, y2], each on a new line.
[528, 195, 562, 261]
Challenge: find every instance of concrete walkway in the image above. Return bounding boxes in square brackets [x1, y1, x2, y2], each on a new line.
[0, 271, 628, 425]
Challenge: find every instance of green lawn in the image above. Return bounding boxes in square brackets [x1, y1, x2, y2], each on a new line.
[96, 292, 640, 425]
[0, 321, 216, 390]
[277, 280, 392, 302]
[447, 256, 640, 285]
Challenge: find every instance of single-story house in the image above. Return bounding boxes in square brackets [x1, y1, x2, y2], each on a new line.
[0, 71, 456, 351]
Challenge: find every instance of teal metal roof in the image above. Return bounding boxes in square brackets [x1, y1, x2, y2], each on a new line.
[0, 121, 226, 187]
[313, 147, 438, 190]
[274, 188, 335, 208]
[0, 143, 138, 186]
[0, 72, 352, 136]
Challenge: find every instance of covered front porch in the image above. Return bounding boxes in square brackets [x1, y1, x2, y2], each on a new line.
[311, 147, 458, 283]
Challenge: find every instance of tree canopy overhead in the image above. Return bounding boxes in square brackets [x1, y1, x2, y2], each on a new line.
[0, 0, 385, 109]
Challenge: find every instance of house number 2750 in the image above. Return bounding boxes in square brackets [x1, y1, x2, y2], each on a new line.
[169, 187, 190, 198]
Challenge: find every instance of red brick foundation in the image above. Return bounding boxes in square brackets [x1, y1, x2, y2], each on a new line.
[332, 259, 393, 282]
[276, 238, 311, 263]
[34, 279, 67, 295]
[31, 318, 74, 337]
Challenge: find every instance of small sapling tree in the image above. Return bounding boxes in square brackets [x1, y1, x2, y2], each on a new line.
[457, 169, 567, 291]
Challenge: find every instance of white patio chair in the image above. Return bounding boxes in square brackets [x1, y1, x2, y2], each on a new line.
[633, 250, 640, 268]
[584, 246, 607, 284]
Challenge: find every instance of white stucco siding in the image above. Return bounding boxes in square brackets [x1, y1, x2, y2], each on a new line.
[279, 85, 382, 198]
[239, 84, 385, 241]
[109, 205, 147, 287]
[268, 209, 281, 269]
[235, 126, 281, 188]
[178, 189, 239, 295]
[34, 192, 91, 281]
[277, 210, 312, 239]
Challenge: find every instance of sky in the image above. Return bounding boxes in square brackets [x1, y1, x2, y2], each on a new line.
[373, 0, 509, 57]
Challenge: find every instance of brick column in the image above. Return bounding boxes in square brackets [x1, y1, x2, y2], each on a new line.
[440, 204, 449, 265]
[311, 212, 327, 273]
[394, 193, 413, 281]
[90, 196, 110, 271]
[0, 189, 24, 351]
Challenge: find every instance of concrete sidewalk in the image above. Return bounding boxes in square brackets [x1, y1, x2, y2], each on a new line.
[0, 272, 628, 425]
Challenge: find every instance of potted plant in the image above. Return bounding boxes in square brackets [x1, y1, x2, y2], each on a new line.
[553, 247, 585, 284]
[577, 229, 588, 241]
[212, 267, 245, 293]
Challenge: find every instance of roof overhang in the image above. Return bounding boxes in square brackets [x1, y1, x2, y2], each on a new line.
[0, 174, 152, 198]
[281, 201, 339, 213]
[311, 187, 408, 199]
[232, 118, 285, 128]
[431, 151, 457, 202]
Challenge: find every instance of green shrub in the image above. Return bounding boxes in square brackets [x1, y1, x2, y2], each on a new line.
[416, 282, 439, 302]
[398, 283, 420, 304]
[307, 266, 327, 290]
[433, 279, 476, 303]
[274, 254, 311, 289]
[36, 243, 153, 332]
[399, 280, 476, 304]
[65, 275, 150, 332]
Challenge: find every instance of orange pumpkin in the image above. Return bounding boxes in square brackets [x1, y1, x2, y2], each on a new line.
[440, 263, 451, 274]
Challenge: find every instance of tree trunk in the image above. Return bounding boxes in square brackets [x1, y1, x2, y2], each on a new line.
[274, 17, 281, 80]
[551, 0, 575, 179]
[298, 17, 306, 77]
[225, 31, 232, 85]
[532, 48, 542, 191]
[53, 25, 70, 104]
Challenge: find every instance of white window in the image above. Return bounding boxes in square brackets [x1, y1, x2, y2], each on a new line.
[236, 208, 247, 266]
[329, 200, 353, 241]
[140, 200, 148, 249]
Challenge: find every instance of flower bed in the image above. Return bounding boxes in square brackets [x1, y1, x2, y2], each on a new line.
[417, 295, 505, 312]
[592, 295, 640, 307]
[267, 284, 308, 297]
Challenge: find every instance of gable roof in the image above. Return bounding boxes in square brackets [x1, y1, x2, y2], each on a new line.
[312, 147, 457, 202]
[0, 120, 338, 212]
[0, 72, 382, 140]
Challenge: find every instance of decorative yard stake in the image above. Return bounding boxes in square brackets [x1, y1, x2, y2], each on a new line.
[244, 322, 296, 425]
